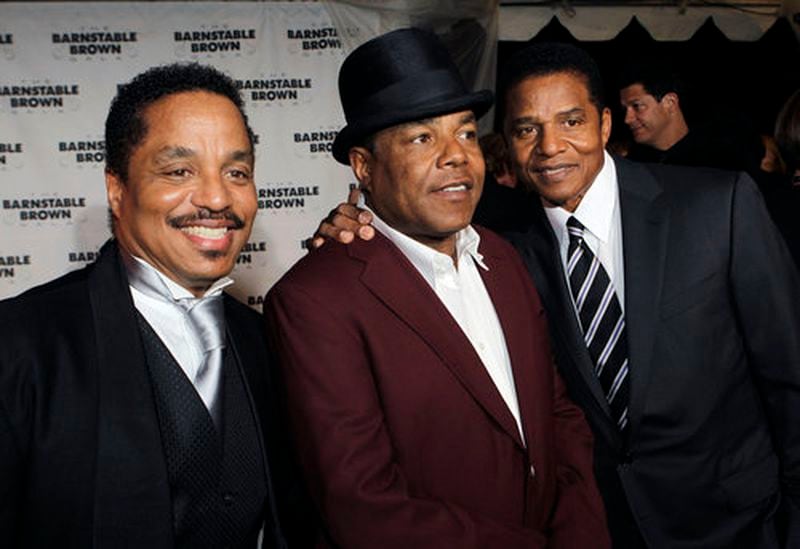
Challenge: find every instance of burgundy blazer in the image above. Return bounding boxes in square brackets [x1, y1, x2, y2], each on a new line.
[265, 227, 610, 549]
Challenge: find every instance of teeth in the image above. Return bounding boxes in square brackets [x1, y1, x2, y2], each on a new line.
[442, 185, 467, 192]
[181, 226, 228, 239]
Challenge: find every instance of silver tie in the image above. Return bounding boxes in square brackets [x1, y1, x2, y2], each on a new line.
[183, 295, 226, 427]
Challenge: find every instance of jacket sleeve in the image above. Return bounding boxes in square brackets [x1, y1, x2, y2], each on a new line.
[728, 173, 800, 546]
[0, 303, 27, 541]
[264, 280, 547, 549]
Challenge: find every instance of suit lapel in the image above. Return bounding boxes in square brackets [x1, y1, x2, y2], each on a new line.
[225, 300, 288, 549]
[89, 240, 173, 548]
[525, 207, 613, 420]
[616, 158, 669, 439]
[352, 234, 525, 450]
[477, 239, 542, 461]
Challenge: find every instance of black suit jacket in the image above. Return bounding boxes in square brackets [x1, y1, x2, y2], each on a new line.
[507, 158, 800, 549]
[0, 240, 304, 548]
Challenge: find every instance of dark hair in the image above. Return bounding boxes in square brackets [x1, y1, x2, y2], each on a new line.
[105, 62, 253, 182]
[617, 58, 684, 102]
[499, 42, 606, 117]
[775, 89, 800, 173]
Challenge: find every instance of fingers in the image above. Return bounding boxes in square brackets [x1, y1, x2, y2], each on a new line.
[308, 189, 375, 250]
[334, 203, 366, 222]
[356, 224, 375, 240]
[347, 186, 361, 206]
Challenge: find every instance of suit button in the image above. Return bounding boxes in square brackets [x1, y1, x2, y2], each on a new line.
[529, 464, 536, 478]
[222, 492, 236, 506]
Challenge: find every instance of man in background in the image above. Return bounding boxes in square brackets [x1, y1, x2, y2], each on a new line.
[619, 59, 763, 175]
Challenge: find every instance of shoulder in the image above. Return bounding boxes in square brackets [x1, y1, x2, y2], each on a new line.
[474, 225, 543, 297]
[0, 266, 91, 331]
[615, 156, 755, 214]
[474, 225, 521, 258]
[270, 235, 392, 297]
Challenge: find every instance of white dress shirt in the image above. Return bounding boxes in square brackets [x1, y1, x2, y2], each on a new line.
[370, 211, 525, 440]
[543, 151, 626, 312]
[128, 255, 233, 386]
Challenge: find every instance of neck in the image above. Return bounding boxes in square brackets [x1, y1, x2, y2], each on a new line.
[654, 115, 689, 151]
[414, 234, 458, 264]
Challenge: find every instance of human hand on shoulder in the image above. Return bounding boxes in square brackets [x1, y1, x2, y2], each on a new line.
[308, 187, 375, 249]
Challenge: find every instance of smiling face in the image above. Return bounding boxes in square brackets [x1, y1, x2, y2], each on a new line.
[106, 90, 257, 296]
[504, 72, 611, 212]
[349, 110, 484, 257]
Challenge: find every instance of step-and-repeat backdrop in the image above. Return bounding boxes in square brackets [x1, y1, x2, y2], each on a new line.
[0, 1, 497, 307]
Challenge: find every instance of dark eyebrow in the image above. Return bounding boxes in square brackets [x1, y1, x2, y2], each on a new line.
[559, 107, 586, 117]
[153, 146, 194, 164]
[459, 112, 477, 125]
[509, 116, 538, 127]
[229, 149, 254, 164]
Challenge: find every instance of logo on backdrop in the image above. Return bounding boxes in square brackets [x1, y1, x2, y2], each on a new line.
[257, 183, 320, 210]
[2, 195, 88, 222]
[67, 247, 101, 265]
[51, 28, 139, 60]
[58, 137, 105, 168]
[0, 32, 13, 61]
[285, 26, 342, 53]
[237, 76, 314, 107]
[236, 240, 268, 266]
[292, 127, 338, 156]
[0, 81, 80, 112]
[0, 141, 24, 170]
[0, 253, 31, 280]
[173, 26, 257, 57]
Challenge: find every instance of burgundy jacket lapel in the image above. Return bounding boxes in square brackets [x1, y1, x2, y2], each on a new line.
[475, 234, 542, 462]
[351, 233, 525, 450]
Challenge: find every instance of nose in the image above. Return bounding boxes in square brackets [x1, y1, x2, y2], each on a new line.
[535, 126, 565, 157]
[192, 171, 232, 212]
[437, 135, 468, 168]
[623, 107, 636, 126]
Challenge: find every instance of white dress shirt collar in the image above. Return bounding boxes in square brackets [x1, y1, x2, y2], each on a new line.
[368, 208, 489, 282]
[544, 150, 618, 244]
[129, 254, 234, 302]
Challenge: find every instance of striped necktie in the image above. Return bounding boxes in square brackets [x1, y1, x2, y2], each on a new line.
[566, 216, 630, 432]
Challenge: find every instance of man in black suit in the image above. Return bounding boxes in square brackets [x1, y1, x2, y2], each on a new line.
[318, 43, 800, 548]
[0, 64, 310, 548]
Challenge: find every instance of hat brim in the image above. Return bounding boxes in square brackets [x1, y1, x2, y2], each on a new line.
[332, 89, 494, 164]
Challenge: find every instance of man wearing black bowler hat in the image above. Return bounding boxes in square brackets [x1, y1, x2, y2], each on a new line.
[264, 28, 609, 549]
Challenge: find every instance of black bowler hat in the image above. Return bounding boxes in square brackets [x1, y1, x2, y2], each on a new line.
[331, 27, 494, 164]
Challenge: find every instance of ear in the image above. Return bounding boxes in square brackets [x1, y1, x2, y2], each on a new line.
[105, 169, 125, 221]
[349, 147, 374, 192]
[662, 92, 680, 112]
[600, 107, 612, 147]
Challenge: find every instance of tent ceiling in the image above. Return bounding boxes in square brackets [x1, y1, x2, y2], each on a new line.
[499, 3, 792, 40]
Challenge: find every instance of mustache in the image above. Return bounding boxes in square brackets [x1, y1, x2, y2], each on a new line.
[168, 208, 246, 229]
